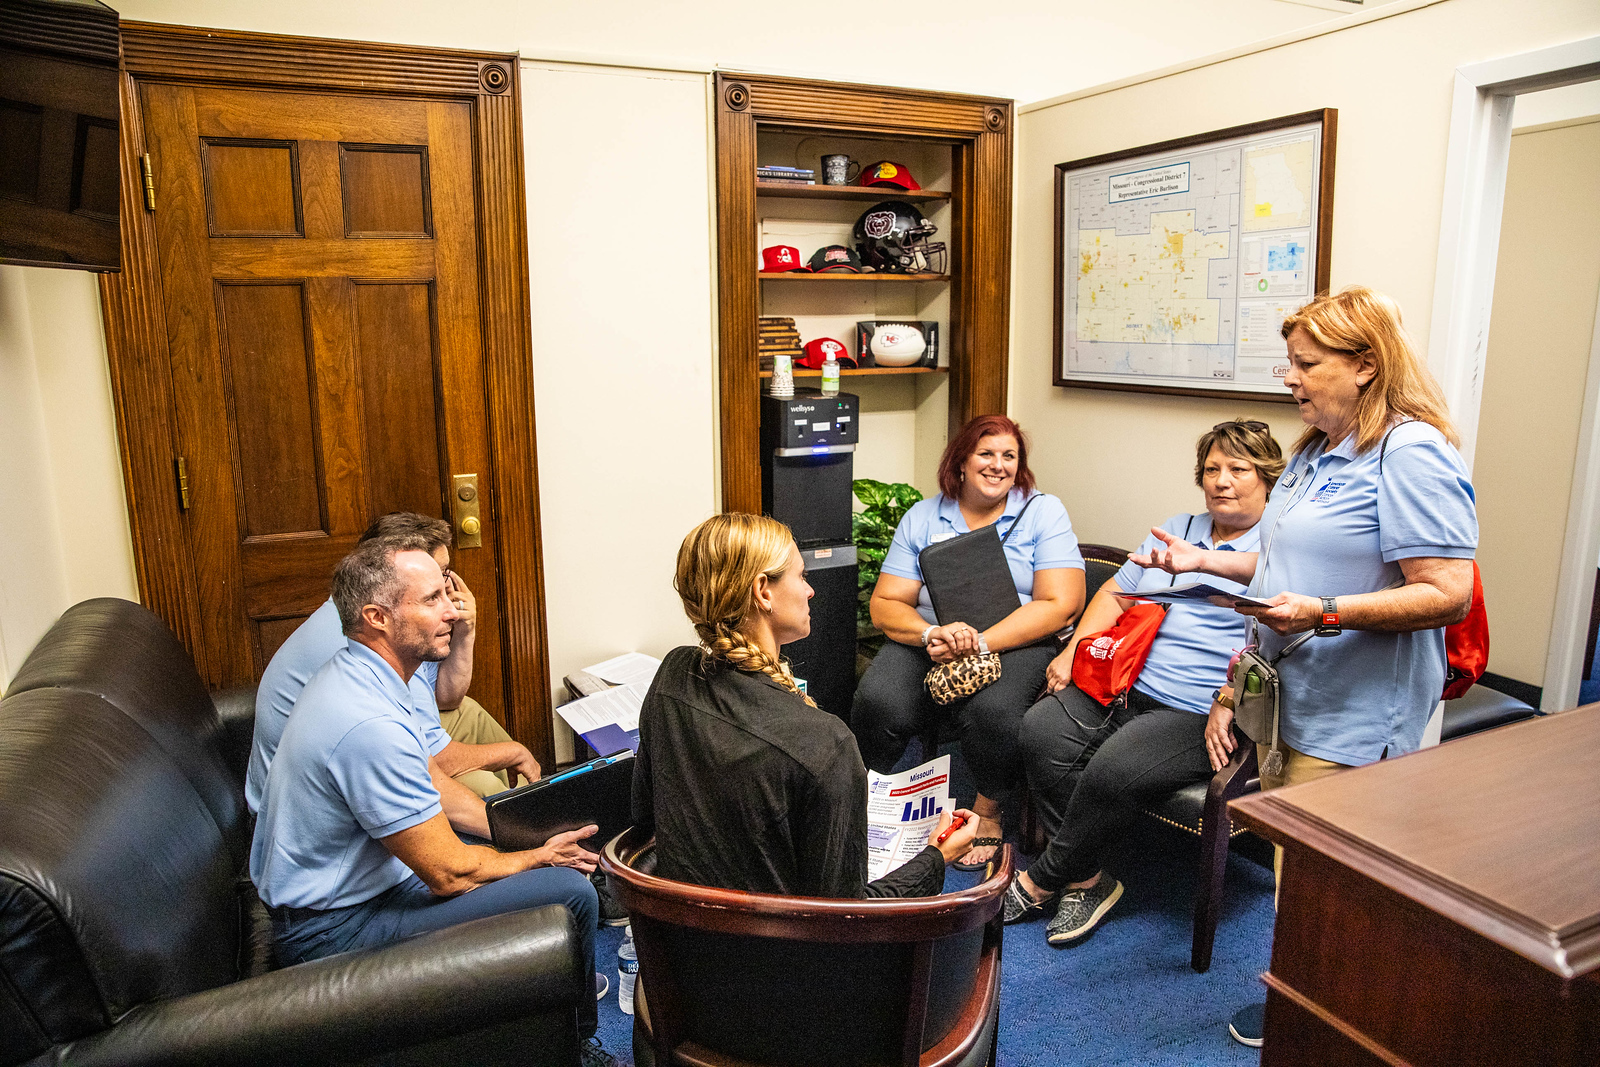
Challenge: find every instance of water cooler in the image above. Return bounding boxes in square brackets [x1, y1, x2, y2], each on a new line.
[760, 389, 860, 719]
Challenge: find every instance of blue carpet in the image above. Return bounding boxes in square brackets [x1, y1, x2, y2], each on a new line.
[590, 745, 1276, 1065]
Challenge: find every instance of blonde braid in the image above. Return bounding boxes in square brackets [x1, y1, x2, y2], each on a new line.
[701, 621, 815, 706]
[676, 514, 818, 708]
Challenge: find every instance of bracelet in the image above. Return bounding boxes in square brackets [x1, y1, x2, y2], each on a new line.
[977, 633, 990, 656]
[921, 625, 935, 647]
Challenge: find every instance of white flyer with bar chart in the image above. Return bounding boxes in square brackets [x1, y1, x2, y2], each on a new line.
[865, 755, 952, 882]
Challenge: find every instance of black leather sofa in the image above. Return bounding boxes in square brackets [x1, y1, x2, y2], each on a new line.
[0, 598, 585, 1067]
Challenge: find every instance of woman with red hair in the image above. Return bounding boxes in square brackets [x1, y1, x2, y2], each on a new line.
[852, 415, 1086, 869]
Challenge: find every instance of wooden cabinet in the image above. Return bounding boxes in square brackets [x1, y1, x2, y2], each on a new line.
[713, 73, 1013, 513]
[1231, 707, 1600, 1066]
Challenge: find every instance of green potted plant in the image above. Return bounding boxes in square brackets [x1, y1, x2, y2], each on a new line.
[851, 478, 923, 664]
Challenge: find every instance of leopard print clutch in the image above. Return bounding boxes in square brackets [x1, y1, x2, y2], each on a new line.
[924, 652, 1002, 706]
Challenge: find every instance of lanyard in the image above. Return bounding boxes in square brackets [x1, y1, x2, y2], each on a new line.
[1248, 448, 1326, 659]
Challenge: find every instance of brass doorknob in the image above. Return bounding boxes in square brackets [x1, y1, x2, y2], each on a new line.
[461, 516, 481, 536]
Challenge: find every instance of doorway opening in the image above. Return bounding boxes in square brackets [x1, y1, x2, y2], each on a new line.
[1429, 36, 1600, 713]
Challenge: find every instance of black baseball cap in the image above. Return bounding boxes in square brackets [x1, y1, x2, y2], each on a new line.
[807, 245, 862, 273]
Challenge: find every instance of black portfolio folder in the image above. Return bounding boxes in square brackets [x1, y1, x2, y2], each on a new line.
[917, 525, 1022, 631]
[916, 492, 1039, 631]
[486, 751, 636, 853]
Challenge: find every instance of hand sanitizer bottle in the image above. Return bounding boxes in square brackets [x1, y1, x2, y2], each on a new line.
[820, 353, 840, 396]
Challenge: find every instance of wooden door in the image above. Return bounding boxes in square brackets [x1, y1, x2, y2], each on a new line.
[101, 27, 553, 759]
[139, 84, 507, 715]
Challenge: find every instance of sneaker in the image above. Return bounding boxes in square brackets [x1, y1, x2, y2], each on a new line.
[594, 971, 609, 1001]
[1045, 876, 1124, 946]
[579, 1035, 618, 1066]
[1228, 1002, 1265, 1048]
[1002, 877, 1058, 924]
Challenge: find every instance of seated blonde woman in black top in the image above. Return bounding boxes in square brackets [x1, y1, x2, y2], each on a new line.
[632, 513, 980, 898]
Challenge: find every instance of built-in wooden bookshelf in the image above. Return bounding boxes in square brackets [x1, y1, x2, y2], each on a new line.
[714, 73, 1014, 514]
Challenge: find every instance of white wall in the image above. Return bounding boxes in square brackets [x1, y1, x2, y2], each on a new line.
[18, 0, 1595, 727]
[5, 0, 1343, 721]
[0, 266, 137, 690]
[520, 61, 716, 757]
[1010, 0, 1600, 551]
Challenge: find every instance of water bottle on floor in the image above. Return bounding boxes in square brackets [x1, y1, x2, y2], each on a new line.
[617, 924, 638, 1015]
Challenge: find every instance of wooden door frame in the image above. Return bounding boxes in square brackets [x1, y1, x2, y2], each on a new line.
[712, 73, 1014, 514]
[100, 22, 558, 763]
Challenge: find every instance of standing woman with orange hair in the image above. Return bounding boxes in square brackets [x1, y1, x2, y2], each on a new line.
[632, 513, 979, 899]
[1132, 287, 1478, 1047]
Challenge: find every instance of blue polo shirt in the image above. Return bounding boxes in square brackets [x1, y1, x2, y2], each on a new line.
[881, 489, 1085, 625]
[247, 598, 446, 814]
[250, 640, 444, 910]
[1114, 512, 1259, 715]
[1248, 421, 1477, 765]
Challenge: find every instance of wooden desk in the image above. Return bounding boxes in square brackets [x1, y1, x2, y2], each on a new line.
[1231, 706, 1600, 1066]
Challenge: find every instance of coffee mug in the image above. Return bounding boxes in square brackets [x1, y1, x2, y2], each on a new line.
[822, 154, 860, 186]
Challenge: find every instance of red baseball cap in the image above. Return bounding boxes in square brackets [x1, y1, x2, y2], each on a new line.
[760, 245, 808, 273]
[798, 337, 857, 369]
[859, 160, 921, 192]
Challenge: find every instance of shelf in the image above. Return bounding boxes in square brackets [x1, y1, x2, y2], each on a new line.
[758, 272, 950, 283]
[758, 366, 948, 379]
[755, 182, 951, 203]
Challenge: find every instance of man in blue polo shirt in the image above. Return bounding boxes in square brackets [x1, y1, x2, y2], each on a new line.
[251, 538, 604, 1043]
[247, 513, 541, 821]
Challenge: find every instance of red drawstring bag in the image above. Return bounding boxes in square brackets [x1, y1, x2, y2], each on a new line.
[1442, 561, 1488, 700]
[1070, 603, 1168, 706]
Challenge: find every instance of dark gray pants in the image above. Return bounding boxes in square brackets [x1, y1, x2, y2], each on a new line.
[1019, 685, 1222, 890]
[851, 640, 1055, 796]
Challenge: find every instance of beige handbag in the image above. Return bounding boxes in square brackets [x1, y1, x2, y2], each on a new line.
[1229, 630, 1312, 778]
[925, 652, 1002, 706]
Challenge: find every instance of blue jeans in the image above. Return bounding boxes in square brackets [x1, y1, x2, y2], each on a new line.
[271, 866, 599, 1034]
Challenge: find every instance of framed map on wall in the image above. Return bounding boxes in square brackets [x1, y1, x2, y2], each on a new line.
[1052, 109, 1336, 401]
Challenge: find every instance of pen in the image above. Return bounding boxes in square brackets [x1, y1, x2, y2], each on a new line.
[935, 812, 967, 846]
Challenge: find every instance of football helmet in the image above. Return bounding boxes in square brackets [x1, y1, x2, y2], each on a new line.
[853, 200, 947, 274]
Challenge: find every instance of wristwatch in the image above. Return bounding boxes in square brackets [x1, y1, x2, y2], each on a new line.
[1315, 596, 1341, 637]
[976, 633, 991, 656]
[921, 625, 935, 647]
[1211, 687, 1235, 710]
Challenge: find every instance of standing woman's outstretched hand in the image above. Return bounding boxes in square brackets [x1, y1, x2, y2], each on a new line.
[1129, 527, 1205, 576]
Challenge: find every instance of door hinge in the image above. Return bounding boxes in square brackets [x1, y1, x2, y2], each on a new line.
[140, 153, 156, 212]
[174, 456, 190, 511]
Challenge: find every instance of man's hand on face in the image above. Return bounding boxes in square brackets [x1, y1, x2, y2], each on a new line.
[445, 569, 478, 633]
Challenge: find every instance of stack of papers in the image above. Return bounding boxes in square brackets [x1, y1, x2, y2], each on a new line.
[865, 755, 952, 882]
[584, 651, 662, 687]
[554, 653, 662, 754]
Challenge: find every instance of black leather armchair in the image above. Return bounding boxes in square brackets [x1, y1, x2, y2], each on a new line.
[0, 598, 585, 1067]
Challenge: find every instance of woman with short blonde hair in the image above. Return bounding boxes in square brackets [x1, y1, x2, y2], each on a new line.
[634, 513, 980, 899]
[1006, 420, 1282, 946]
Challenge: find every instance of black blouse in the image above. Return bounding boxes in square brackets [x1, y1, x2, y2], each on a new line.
[632, 645, 944, 899]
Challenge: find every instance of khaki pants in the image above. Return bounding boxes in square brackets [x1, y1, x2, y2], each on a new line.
[439, 695, 517, 796]
[1257, 742, 1348, 901]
